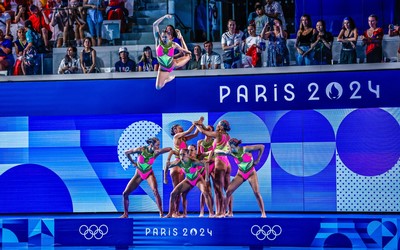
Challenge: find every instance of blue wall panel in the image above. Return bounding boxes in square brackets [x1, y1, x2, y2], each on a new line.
[295, 0, 397, 35]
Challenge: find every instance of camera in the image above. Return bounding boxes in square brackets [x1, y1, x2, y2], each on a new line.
[389, 24, 394, 30]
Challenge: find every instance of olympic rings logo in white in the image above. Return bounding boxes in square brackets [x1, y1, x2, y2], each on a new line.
[79, 224, 109, 240]
[250, 224, 282, 241]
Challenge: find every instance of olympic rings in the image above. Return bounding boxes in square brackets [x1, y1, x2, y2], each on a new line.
[79, 224, 109, 240]
[250, 224, 282, 241]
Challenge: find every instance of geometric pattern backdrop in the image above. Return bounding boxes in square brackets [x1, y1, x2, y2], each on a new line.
[0, 108, 399, 213]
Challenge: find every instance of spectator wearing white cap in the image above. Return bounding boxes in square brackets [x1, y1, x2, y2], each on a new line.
[115, 47, 136, 72]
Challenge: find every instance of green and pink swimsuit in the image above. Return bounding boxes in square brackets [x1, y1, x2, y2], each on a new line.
[157, 42, 175, 72]
[232, 148, 255, 180]
[136, 148, 156, 180]
[180, 159, 202, 187]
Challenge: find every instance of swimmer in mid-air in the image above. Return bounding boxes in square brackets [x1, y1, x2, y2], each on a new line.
[153, 14, 192, 90]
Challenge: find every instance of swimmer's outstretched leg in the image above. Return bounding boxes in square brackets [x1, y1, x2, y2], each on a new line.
[156, 71, 175, 90]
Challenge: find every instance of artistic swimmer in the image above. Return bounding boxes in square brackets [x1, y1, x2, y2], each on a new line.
[164, 122, 199, 216]
[153, 14, 192, 90]
[164, 149, 215, 218]
[121, 137, 171, 218]
[194, 119, 232, 217]
[215, 138, 266, 218]
[196, 125, 216, 217]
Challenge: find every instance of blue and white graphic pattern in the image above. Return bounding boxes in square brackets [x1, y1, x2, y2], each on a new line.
[0, 108, 399, 213]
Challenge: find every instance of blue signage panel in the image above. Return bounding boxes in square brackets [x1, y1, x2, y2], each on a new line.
[1, 216, 399, 248]
[54, 219, 133, 246]
[0, 69, 399, 116]
[132, 217, 321, 247]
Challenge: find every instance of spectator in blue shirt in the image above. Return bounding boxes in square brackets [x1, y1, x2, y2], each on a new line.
[137, 46, 159, 72]
[115, 47, 136, 72]
[0, 28, 14, 73]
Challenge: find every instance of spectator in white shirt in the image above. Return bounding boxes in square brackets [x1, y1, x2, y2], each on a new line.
[244, 24, 263, 67]
[221, 19, 244, 69]
[201, 40, 221, 69]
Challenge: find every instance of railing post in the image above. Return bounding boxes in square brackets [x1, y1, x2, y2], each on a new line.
[41, 54, 44, 75]
[168, 0, 174, 14]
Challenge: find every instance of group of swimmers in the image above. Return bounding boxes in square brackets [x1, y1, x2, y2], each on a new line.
[120, 117, 267, 218]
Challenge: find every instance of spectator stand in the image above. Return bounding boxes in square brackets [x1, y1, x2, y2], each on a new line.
[52, 45, 147, 74]
[51, 35, 400, 74]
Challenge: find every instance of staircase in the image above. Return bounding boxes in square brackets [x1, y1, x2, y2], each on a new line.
[121, 0, 170, 45]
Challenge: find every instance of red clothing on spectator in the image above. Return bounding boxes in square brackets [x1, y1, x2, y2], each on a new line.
[43, 1, 57, 19]
[107, 1, 127, 33]
[363, 28, 383, 55]
[15, 0, 32, 7]
[3, 0, 11, 10]
[108, 0, 123, 7]
[29, 13, 50, 33]
[246, 45, 259, 67]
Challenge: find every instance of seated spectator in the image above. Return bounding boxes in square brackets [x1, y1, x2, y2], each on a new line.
[186, 44, 202, 70]
[388, 23, 399, 62]
[360, 14, 383, 63]
[84, 0, 105, 46]
[245, 24, 262, 67]
[68, 0, 87, 47]
[115, 46, 136, 72]
[137, 46, 159, 72]
[28, 4, 50, 51]
[13, 27, 28, 75]
[337, 16, 358, 64]
[309, 19, 333, 65]
[80, 37, 98, 73]
[22, 20, 42, 75]
[295, 14, 316, 65]
[58, 46, 80, 74]
[0, 28, 14, 74]
[50, 7, 70, 48]
[0, 4, 11, 39]
[106, 0, 128, 33]
[14, 4, 29, 30]
[201, 40, 221, 69]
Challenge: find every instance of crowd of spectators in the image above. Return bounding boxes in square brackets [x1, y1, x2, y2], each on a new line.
[217, 1, 399, 69]
[0, 0, 129, 75]
[0, 0, 399, 76]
